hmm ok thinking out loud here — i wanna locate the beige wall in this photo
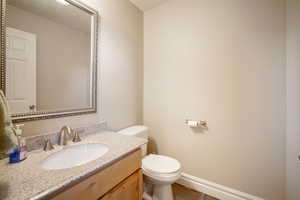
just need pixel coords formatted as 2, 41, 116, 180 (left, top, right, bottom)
7, 5, 91, 111
15, 0, 143, 136
286, 0, 300, 199
143, 0, 286, 199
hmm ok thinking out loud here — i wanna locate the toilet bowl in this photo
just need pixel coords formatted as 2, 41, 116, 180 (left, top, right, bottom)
118, 126, 181, 200
142, 154, 181, 200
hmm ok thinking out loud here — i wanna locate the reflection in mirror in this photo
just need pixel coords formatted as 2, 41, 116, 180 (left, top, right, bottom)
5, 0, 96, 117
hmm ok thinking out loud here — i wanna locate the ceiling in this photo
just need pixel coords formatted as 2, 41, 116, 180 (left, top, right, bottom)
129, 0, 168, 11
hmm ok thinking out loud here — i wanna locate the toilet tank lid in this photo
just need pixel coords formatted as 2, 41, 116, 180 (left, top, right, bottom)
118, 125, 148, 136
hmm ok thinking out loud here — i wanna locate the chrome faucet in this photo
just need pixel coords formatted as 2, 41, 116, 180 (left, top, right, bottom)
58, 126, 73, 146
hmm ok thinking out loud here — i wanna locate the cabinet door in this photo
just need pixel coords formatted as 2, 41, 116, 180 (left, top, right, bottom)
100, 169, 143, 200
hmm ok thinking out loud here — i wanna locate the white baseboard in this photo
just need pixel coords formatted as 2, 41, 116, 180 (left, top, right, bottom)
176, 173, 264, 200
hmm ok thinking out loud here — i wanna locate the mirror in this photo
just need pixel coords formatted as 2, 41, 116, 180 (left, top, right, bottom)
0, 0, 98, 122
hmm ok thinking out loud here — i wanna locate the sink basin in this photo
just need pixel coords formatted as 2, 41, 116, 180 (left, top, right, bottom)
41, 143, 109, 170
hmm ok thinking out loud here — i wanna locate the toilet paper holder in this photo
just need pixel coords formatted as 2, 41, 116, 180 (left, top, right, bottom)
185, 119, 207, 128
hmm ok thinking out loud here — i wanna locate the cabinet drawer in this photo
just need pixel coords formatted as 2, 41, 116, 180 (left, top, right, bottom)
51, 149, 141, 200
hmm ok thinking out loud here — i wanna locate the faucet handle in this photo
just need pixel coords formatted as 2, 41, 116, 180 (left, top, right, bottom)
72, 129, 81, 143
44, 137, 54, 151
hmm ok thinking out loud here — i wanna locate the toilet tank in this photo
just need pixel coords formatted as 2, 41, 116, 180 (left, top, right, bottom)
118, 126, 148, 157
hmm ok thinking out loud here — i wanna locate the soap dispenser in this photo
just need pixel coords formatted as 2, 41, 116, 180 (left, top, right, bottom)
15, 124, 28, 161
9, 124, 28, 163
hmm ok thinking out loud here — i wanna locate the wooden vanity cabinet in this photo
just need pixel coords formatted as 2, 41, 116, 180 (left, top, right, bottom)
99, 169, 143, 200
51, 149, 143, 200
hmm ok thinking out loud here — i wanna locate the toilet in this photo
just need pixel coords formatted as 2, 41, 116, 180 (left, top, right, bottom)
118, 126, 181, 200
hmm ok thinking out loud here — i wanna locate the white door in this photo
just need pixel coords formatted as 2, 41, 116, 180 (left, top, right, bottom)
6, 27, 36, 114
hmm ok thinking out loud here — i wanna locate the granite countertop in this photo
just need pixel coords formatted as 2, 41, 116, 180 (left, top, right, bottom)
0, 131, 147, 200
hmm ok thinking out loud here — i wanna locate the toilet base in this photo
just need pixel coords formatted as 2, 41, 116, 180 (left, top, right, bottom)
152, 184, 174, 200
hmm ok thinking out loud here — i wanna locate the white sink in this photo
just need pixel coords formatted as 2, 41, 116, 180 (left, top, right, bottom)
41, 143, 109, 170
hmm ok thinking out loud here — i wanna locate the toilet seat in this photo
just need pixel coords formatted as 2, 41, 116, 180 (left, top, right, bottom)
143, 167, 181, 183
142, 154, 181, 175
142, 154, 181, 186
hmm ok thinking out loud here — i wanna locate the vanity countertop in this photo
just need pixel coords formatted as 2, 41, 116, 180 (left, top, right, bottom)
0, 131, 147, 200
